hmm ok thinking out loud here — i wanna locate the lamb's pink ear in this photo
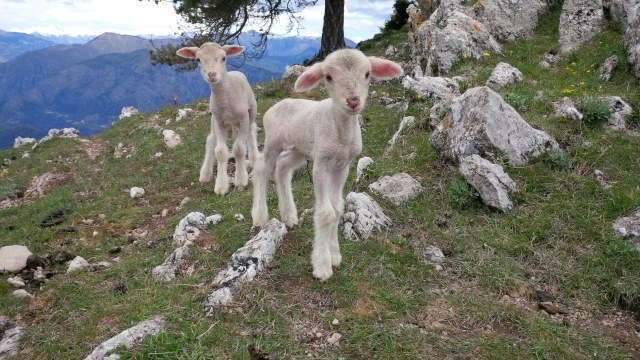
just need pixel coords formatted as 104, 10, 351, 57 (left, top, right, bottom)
369, 57, 404, 80
222, 45, 245, 57
176, 47, 199, 59
294, 63, 324, 92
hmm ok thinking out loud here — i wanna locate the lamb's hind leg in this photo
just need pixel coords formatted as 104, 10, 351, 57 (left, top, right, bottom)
274, 150, 306, 228
251, 146, 278, 227
199, 118, 216, 182
213, 120, 230, 195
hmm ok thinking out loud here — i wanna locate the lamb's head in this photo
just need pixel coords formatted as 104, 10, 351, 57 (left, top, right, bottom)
294, 49, 403, 115
176, 42, 245, 85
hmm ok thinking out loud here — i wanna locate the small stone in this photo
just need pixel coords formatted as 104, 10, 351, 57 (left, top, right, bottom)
7, 276, 25, 288
109, 246, 122, 254
162, 129, 182, 148
206, 214, 223, 225
67, 256, 89, 273
332, 319, 340, 326
234, 214, 245, 222
538, 301, 566, 315
112, 280, 127, 295
425, 246, 445, 264
434, 265, 444, 271
130, 187, 145, 198
12, 289, 33, 298
326, 332, 342, 346
178, 197, 191, 209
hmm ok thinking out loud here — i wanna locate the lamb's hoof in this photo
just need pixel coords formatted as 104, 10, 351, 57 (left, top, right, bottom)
214, 184, 229, 196
331, 253, 342, 267
282, 214, 299, 228
312, 266, 333, 282
251, 212, 268, 227
199, 174, 213, 183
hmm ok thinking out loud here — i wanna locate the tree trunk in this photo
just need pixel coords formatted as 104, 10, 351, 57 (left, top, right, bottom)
306, 0, 345, 64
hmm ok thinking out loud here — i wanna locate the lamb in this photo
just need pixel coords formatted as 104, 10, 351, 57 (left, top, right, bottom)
176, 42, 259, 195
251, 49, 403, 281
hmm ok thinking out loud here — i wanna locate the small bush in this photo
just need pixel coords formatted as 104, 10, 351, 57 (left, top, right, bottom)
382, 0, 411, 32
502, 93, 529, 112
541, 150, 573, 171
578, 96, 612, 126
0, 182, 17, 200
448, 179, 480, 208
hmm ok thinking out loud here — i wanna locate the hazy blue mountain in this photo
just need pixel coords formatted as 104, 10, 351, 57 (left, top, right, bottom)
31, 32, 102, 45
0, 30, 56, 63
0, 31, 354, 149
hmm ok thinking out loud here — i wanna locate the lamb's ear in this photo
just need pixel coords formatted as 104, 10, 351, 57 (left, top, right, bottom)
222, 45, 245, 57
176, 47, 200, 59
294, 63, 324, 92
369, 57, 404, 80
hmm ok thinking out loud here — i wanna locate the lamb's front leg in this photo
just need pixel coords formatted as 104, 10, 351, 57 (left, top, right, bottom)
232, 123, 249, 190
274, 150, 306, 227
199, 118, 216, 182
328, 166, 349, 268
311, 163, 339, 281
213, 119, 230, 195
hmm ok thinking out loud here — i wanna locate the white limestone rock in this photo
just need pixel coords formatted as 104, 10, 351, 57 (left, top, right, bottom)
83, 317, 165, 360
430, 86, 559, 166
282, 64, 306, 79
600, 96, 633, 130
559, 0, 604, 54
368, 173, 425, 205
402, 76, 460, 101
459, 155, 518, 212
152, 241, 193, 281
67, 256, 89, 273
11, 289, 33, 299
129, 187, 145, 199
176, 108, 193, 121
118, 106, 139, 120
387, 116, 416, 152
162, 129, 182, 148
356, 157, 374, 183
599, 55, 619, 81
204, 219, 287, 315
206, 214, 223, 225
467, 0, 549, 42
13, 137, 36, 149
613, 208, 640, 252
552, 97, 583, 122
0, 245, 32, 273
486, 62, 523, 88
341, 192, 392, 242
0, 324, 23, 359
172, 212, 207, 245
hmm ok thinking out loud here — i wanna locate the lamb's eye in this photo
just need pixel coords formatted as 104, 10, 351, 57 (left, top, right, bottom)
196, 58, 201, 62
325, 75, 333, 82
222, 57, 226, 62
365, 71, 370, 79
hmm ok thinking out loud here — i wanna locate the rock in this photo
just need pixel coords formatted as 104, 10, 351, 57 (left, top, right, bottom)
46, 250, 74, 265
612, 208, 640, 251
594, 169, 611, 189
355, 157, 374, 183
206, 214, 223, 225
379, 96, 396, 106
538, 301, 567, 315
468, 0, 549, 42
387, 116, 416, 152
111, 280, 127, 296
459, 155, 518, 212
177, 196, 191, 209
534, 91, 544, 100
600, 96, 633, 130
162, 129, 182, 148
430, 86, 559, 166
539, 60, 551, 69
67, 256, 89, 273
536, 289, 555, 303
402, 76, 460, 101
282, 64, 306, 79
385, 44, 398, 56
83, 317, 165, 360
234, 213, 245, 222
326, 332, 342, 346
89, 261, 111, 272
559, 0, 604, 54
175, 108, 193, 121
552, 97, 583, 122
11, 289, 33, 299
0, 324, 23, 358
37, 128, 80, 145
118, 106, 138, 120
332, 318, 340, 326
172, 212, 207, 245
425, 246, 445, 263
7, 276, 25, 288
0, 316, 13, 335
152, 242, 194, 282
368, 173, 425, 205
25, 254, 44, 269
109, 246, 122, 254
341, 192, 392, 242
32, 267, 46, 285
621, 2, 640, 81
486, 62, 523, 88
599, 55, 619, 81
13, 136, 36, 148
129, 187, 145, 199
410, 64, 424, 78
204, 219, 287, 315
0, 245, 33, 273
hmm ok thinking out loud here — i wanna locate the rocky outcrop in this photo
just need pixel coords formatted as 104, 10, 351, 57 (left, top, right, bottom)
83, 317, 165, 360
368, 173, 425, 205
341, 192, 392, 242
486, 62, 523, 88
459, 155, 518, 212
613, 208, 640, 251
601, 96, 633, 130
467, 0, 549, 42
402, 76, 460, 101
559, 0, 604, 54
599, 55, 619, 81
552, 97, 584, 122
13, 137, 36, 148
430, 86, 559, 166
610, 0, 640, 81
204, 219, 287, 315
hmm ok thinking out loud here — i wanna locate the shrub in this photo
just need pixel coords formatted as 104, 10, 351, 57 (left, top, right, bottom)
578, 96, 612, 126
0, 183, 17, 200
541, 150, 573, 171
502, 93, 529, 112
383, 0, 411, 32
448, 178, 480, 208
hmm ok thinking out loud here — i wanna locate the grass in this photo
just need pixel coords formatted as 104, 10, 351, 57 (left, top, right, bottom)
1, 8, 640, 359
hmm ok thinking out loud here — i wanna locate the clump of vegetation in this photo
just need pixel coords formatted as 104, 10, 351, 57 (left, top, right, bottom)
382, 0, 411, 32
577, 96, 612, 126
502, 92, 529, 112
448, 178, 480, 208
541, 150, 573, 170
0, 182, 17, 200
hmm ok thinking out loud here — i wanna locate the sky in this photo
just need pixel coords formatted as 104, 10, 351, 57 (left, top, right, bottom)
0, 0, 396, 42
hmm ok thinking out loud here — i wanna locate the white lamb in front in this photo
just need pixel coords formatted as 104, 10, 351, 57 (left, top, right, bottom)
251, 49, 403, 281
177, 42, 259, 195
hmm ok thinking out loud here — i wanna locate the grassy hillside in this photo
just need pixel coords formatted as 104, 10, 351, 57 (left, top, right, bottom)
1, 9, 640, 359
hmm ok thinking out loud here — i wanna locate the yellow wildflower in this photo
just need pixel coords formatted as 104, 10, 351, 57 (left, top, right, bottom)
483, 52, 490, 57
462, 53, 468, 59
579, 81, 586, 85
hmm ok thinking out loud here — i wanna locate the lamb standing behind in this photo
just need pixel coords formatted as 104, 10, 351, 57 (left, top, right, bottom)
251, 49, 403, 281
177, 42, 259, 195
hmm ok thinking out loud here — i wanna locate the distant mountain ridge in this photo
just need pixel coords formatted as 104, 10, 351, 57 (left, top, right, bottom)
0, 30, 355, 150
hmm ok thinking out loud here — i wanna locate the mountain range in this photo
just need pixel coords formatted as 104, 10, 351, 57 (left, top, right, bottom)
0, 30, 355, 150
